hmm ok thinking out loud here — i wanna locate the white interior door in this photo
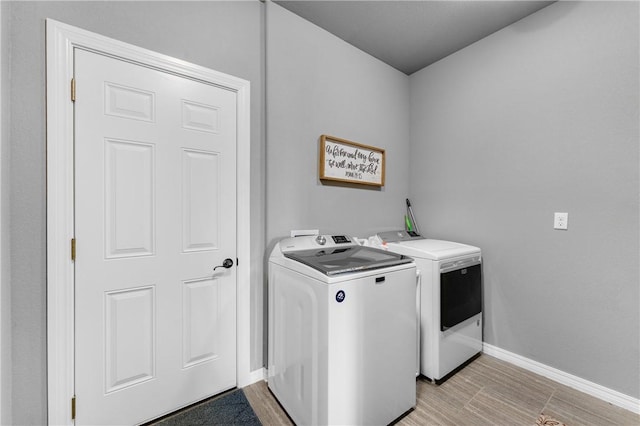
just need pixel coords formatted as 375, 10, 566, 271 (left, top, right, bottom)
74, 48, 237, 425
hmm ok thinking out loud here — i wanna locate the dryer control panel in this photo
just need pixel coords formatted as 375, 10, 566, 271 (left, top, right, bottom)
377, 230, 424, 243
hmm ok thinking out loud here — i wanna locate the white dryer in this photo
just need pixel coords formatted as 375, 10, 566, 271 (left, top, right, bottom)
268, 235, 417, 425
378, 231, 482, 383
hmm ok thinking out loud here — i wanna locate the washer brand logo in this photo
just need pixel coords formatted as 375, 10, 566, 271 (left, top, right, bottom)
336, 290, 345, 303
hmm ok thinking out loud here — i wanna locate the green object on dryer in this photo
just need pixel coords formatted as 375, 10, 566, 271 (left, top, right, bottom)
405, 215, 413, 232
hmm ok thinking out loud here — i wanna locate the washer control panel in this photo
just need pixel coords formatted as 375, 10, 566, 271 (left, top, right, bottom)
281, 235, 355, 252
331, 235, 351, 244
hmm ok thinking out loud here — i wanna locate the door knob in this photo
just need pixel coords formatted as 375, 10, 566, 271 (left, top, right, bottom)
214, 258, 234, 271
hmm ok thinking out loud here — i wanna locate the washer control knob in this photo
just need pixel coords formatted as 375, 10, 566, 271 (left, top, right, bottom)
315, 235, 327, 245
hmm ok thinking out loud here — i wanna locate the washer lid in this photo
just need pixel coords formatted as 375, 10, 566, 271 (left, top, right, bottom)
284, 245, 413, 276
386, 239, 480, 260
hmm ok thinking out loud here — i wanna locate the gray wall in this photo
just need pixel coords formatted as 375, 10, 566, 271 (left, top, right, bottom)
1, 1, 12, 424
409, 1, 639, 398
264, 1, 411, 363
5, 2, 263, 424
265, 2, 411, 244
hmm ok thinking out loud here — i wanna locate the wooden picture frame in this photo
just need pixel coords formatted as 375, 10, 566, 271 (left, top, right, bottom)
319, 135, 385, 187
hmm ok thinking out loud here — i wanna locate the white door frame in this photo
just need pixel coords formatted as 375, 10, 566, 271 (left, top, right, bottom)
46, 19, 253, 425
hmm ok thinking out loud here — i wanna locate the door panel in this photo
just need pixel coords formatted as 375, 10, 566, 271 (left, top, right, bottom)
104, 286, 155, 393
182, 150, 220, 251
74, 48, 237, 425
105, 138, 155, 258
182, 277, 221, 367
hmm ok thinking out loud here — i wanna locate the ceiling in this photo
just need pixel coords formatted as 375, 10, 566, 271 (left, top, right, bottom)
273, 1, 555, 75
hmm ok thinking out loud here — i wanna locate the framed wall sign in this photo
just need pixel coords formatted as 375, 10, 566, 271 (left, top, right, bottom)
319, 135, 385, 187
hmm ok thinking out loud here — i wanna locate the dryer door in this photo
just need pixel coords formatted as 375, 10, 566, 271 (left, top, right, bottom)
440, 262, 482, 331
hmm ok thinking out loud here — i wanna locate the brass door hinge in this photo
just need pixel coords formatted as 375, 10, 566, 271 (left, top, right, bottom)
71, 238, 76, 261
71, 78, 76, 102
71, 396, 76, 420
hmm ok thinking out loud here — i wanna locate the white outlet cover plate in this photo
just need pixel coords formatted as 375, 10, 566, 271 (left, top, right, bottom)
554, 212, 568, 230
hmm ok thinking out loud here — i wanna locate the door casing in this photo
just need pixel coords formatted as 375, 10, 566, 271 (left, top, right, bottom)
46, 19, 254, 425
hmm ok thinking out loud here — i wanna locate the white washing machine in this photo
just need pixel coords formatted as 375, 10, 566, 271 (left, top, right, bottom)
268, 235, 417, 425
378, 231, 482, 383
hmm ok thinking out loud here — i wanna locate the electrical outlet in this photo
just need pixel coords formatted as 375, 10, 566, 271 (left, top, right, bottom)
554, 212, 568, 230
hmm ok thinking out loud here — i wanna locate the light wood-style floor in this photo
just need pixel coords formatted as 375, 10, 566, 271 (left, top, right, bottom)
243, 354, 640, 425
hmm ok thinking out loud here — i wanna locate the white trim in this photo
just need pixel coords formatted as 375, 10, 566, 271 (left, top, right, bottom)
483, 343, 640, 414
46, 19, 252, 425
241, 368, 267, 387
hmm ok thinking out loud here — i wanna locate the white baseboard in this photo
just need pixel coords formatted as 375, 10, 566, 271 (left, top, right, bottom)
241, 367, 266, 387
483, 343, 640, 414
